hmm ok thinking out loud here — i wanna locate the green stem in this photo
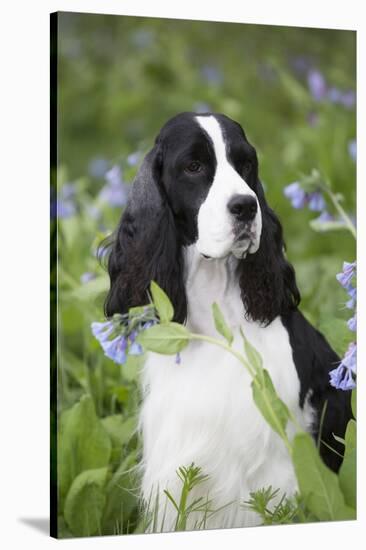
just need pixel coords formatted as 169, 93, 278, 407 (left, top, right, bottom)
189, 333, 257, 378
189, 332, 297, 452
322, 185, 357, 239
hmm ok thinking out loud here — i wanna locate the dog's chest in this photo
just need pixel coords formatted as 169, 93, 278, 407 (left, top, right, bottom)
139, 250, 312, 528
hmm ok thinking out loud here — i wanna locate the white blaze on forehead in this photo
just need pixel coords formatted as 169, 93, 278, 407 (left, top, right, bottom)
195, 115, 228, 166
194, 115, 262, 259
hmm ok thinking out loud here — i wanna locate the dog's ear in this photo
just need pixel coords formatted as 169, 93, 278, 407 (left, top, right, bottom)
238, 179, 300, 325
104, 142, 187, 323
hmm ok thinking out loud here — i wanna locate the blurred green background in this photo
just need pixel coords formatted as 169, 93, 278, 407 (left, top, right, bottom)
54, 12, 356, 537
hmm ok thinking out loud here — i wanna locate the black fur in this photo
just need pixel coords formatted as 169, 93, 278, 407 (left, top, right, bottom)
281, 311, 352, 472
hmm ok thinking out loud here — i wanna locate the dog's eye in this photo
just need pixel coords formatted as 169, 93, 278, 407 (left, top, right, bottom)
185, 160, 202, 173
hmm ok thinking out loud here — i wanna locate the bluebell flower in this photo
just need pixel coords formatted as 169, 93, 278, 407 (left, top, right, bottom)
348, 139, 356, 162
57, 200, 76, 218
200, 65, 223, 85
88, 157, 109, 179
314, 210, 333, 223
308, 192, 326, 212
336, 261, 356, 288
346, 286, 357, 310
127, 152, 141, 167
102, 335, 128, 364
327, 87, 342, 103
80, 272, 96, 284
290, 56, 312, 75
91, 320, 114, 343
62, 183, 76, 200
283, 182, 307, 209
194, 102, 212, 114
56, 182, 77, 218
347, 314, 356, 332
307, 69, 327, 101
99, 165, 128, 207
129, 341, 143, 356
329, 342, 356, 390
340, 90, 356, 109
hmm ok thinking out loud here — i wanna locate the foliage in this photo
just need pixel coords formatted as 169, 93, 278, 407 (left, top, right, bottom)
54, 12, 356, 537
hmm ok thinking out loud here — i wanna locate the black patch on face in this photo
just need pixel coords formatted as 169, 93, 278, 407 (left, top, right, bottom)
214, 113, 259, 193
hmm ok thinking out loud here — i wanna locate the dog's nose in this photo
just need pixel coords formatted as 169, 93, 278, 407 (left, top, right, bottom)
227, 194, 257, 222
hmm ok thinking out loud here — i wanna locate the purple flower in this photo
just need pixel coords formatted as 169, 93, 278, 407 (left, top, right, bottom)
308, 192, 326, 212
290, 56, 312, 75
91, 320, 114, 343
127, 152, 141, 167
327, 87, 342, 103
307, 69, 327, 101
340, 90, 356, 109
175, 352, 181, 365
57, 200, 76, 218
346, 286, 357, 310
201, 65, 222, 85
194, 102, 212, 114
56, 182, 77, 218
283, 182, 307, 209
336, 261, 356, 288
102, 335, 128, 364
99, 165, 128, 207
348, 139, 356, 162
105, 165, 123, 187
129, 341, 143, 356
347, 314, 356, 332
80, 272, 96, 284
314, 210, 334, 223
329, 342, 356, 390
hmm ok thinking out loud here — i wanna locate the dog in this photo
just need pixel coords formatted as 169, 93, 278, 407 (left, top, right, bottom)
104, 112, 351, 531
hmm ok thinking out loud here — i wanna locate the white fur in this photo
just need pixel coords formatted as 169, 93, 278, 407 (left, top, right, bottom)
139, 245, 314, 532
195, 115, 262, 259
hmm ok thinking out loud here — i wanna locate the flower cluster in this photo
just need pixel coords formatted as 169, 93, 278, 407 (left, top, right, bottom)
283, 182, 326, 211
91, 308, 156, 365
329, 261, 357, 391
307, 69, 356, 109
99, 165, 128, 208
55, 182, 77, 219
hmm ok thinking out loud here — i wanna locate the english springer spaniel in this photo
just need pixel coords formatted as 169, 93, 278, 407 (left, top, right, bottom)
105, 112, 351, 531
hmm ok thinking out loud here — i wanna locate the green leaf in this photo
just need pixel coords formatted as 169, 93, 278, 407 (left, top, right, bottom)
292, 432, 355, 521
150, 281, 174, 323
339, 419, 356, 509
101, 415, 137, 449
212, 302, 233, 345
102, 451, 139, 535
309, 219, 349, 233
58, 395, 112, 508
138, 322, 190, 354
351, 389, 356, 419
240, 328, 263, 372
64, 467, 108, 537
66, 275, 109, 303
251, 369, 290, 441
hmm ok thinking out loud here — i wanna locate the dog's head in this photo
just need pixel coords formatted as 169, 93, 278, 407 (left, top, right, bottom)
104, 112, 300, 324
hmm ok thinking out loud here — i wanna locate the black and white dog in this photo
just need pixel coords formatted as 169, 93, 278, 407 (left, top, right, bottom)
105, 112, 351, 530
